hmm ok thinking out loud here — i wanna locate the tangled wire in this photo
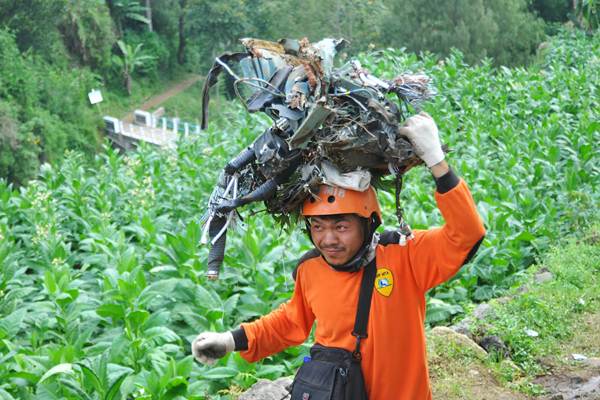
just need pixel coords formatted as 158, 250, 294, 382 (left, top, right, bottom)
200, 37, 436, 279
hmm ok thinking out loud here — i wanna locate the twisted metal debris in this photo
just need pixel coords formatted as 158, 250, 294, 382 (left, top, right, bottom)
200, 37, 436, 279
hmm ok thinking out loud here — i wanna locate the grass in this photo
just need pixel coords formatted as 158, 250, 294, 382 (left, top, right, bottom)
431, 223, 600, 397
161, 80, 205, 122
427, 224, 600, 398
482, 224, 600, 372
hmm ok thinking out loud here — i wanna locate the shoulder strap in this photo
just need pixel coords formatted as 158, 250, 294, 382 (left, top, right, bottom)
351, 257, 377, 361
379, 230, 401, 245
291, 248, 321, 281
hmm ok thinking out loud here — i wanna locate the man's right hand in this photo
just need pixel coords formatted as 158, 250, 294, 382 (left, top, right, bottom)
191, 331, 235, 365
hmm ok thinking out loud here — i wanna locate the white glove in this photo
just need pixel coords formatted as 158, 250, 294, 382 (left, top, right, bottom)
398, 112, 445, 168
191, 331, 235, 365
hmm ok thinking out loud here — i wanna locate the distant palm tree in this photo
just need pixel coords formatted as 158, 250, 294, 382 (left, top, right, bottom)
108, 0, 151, 37
112, 40, 155, 95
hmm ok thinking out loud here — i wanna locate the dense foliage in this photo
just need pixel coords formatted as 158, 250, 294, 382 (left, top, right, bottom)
0, 30, 101, 186
363, 28, 599, 319
1, 0, 596, 186
381, 0, 545, 66
0, 30, 598, 398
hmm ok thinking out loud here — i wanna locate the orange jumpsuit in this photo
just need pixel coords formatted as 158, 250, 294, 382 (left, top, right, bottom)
239, 179, 485, 399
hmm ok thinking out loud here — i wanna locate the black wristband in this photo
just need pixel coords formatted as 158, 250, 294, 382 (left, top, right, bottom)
231, 327, 248, 351
434, 168, 460, 194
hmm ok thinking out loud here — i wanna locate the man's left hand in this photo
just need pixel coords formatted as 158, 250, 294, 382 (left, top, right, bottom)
398, 112, 445, 168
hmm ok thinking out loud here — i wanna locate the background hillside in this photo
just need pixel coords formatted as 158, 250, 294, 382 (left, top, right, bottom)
1, 0, 598, 185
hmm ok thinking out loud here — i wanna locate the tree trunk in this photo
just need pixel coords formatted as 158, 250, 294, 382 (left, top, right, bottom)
145, 0, 153, 32
124, 72, 132, 96
178, 4, 186, 65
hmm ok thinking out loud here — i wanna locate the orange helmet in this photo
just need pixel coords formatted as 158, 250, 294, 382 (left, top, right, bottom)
302, 185, 382, 223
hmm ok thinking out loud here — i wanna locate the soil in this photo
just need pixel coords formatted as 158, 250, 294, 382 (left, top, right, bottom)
121, 74, 203, 122
428, 312, 600, 399
534, 313, 600, 400
428, 336, 528, 400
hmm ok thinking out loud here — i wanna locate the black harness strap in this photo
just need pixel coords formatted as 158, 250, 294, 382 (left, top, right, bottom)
351, 257, 377, 360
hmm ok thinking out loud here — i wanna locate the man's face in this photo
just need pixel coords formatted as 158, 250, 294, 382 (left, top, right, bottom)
309, 214, 365, 266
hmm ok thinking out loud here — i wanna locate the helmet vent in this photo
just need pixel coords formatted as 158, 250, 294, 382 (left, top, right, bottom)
327, 195, 336, 203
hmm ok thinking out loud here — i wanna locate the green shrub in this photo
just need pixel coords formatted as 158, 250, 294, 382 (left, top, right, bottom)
381, 0, 545, 67
125, 30, 175, 76
0, 29, 101, 186
357, 28, 599, 309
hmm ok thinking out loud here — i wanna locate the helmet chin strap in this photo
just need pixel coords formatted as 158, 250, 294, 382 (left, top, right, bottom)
327, 230, 379, 272
307, 215, 381, 272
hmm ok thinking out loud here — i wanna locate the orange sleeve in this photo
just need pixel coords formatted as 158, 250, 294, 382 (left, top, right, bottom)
239, 265, 315, 362
407, 179, 486, 292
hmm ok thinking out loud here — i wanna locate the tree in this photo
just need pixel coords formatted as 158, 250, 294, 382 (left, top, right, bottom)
106, 0, 151, 37
572, 0, 599, 31
380, 0, 544, 66
530, 0, 571, 22
175, 0, 248, 65
146, 0, 153, 31
59, 0, 116, 71
0, 0, 66, 60
112, 40, 156, 95
178, 0, 187, 65
486, 0, 545, 65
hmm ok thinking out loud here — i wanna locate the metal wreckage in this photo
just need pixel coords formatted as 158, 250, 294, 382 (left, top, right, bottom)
200, 37, 438, 279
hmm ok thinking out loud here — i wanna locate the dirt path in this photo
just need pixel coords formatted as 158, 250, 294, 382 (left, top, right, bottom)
121, 74, 203, 122
535, 312, 600, 399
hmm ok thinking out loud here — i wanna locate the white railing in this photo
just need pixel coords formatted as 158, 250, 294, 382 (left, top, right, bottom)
103, 110, 201, 149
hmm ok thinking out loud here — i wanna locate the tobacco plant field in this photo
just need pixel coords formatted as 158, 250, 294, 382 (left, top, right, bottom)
0, 30, 598, 398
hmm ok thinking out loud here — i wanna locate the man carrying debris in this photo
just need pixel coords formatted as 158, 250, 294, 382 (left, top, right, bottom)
192, 112, 486, 399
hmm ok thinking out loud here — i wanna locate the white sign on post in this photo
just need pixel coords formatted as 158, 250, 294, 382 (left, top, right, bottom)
88, 89, 103, 105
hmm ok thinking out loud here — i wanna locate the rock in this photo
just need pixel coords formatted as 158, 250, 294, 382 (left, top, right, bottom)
451, 317, 474, 338
478, 335, 510, 358
238, 378, 291, 400
535, 271, 554, 284
572, 353, 588, 361
473, 303, 494, 320
516, 284, 530, 294
273, 377, 293, 392
541, 395, 564, 400
536, 356, 556, 369
583, 357, 600, 369
524, 328, 539, 337
430, 326, 488, 359
495, 296, 511, 305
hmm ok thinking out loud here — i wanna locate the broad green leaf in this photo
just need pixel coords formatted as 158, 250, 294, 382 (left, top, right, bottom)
127, 310, 150, 331
39, 363, 73, 383
96, 304, 125, 320
0, 309, 26, 339
144, 326, 180, 344
200, 366, 239, 380
77, 363, 103, 394
105, 372, 130, 400
137, 278, 179, 307
0, 388, 15, 400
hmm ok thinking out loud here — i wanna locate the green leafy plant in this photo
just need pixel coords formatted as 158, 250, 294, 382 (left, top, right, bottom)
112, 40, 156, 95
